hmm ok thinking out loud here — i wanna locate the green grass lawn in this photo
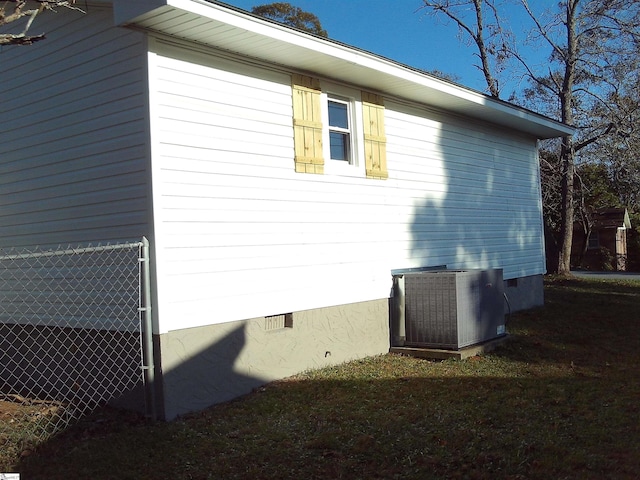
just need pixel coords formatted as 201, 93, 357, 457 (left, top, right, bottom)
4, 276, 640, 479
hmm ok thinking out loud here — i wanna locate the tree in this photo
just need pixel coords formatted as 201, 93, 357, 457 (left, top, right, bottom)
0, 0, 84, 46
251, 2, 327, 37
586, 80, 640, 211
419, 0, 640, 275
565, 74, 640, 270
519, 1, 640, 274
539, 145, 563, 272
418, 0, 507, 97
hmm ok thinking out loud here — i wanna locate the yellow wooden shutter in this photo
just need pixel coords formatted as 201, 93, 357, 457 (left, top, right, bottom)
292, 74, 324, 174
362, 91, 388, 179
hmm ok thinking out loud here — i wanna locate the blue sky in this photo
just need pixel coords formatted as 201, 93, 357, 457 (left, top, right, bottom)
221, 0, 546, 96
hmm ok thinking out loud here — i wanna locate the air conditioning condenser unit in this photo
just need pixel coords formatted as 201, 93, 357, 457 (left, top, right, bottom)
401, 269, 506, 350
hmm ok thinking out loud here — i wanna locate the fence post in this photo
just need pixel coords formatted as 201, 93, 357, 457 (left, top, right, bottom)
140, 237, 157, 420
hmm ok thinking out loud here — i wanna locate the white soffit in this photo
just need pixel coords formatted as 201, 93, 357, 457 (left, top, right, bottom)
113, 0, 574, 139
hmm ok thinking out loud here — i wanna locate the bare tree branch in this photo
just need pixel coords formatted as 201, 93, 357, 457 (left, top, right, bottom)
574, 122, 616, 152
0, 0, 84, 46
419, 0, 501, 96
520, 0, 565, 60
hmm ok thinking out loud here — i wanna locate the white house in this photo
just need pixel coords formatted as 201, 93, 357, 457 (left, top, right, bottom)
0, 0, 573, 420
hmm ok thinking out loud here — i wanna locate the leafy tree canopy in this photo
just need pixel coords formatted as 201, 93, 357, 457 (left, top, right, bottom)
251, 2, 328, 37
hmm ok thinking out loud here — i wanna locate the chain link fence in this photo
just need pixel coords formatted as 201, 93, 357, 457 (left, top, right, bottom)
0, 239, 153, 447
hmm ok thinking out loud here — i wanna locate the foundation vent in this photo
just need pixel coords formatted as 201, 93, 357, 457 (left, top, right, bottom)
264, 313, 293, 331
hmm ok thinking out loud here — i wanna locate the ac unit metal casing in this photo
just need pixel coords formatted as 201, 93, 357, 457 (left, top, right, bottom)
403, 269, 505, 349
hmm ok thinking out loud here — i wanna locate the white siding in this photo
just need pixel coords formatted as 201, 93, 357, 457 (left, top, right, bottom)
385, 101, 545, 277
0, 6, 150, 248
149, 40, 544, 333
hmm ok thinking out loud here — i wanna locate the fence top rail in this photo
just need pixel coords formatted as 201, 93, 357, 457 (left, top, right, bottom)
0, 241, 145, 262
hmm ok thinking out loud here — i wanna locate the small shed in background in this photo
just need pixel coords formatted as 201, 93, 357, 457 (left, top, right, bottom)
573, 208, 632, 271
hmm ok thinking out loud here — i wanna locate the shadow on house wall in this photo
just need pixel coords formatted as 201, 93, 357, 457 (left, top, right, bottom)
407, 129, 545, 317
156, 323, 267, 420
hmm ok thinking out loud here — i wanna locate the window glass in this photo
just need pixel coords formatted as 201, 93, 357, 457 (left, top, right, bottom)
328, 100, 349, 129
329, 131, 349, 161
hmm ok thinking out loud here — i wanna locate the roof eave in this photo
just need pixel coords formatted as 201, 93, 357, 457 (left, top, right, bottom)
113, 0, 575, 140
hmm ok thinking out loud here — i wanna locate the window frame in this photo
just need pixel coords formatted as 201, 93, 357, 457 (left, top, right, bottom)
327, 97, 352, 162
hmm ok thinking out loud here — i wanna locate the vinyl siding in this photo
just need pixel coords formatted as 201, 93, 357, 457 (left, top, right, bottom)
0, 6, 150, 248
149, 40, 544, 333
385, 101, 545, 277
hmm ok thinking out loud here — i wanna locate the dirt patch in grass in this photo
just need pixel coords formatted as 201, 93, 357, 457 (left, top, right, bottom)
3, 276, 640, 479
1, 400, 25, 417
0, 396, 74, 466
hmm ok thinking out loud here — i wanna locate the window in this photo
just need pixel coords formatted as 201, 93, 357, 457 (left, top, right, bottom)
588, 232, 599, 249
321, 88, 360, 175
291, 74, 387, 179
327, 97, 352, 162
